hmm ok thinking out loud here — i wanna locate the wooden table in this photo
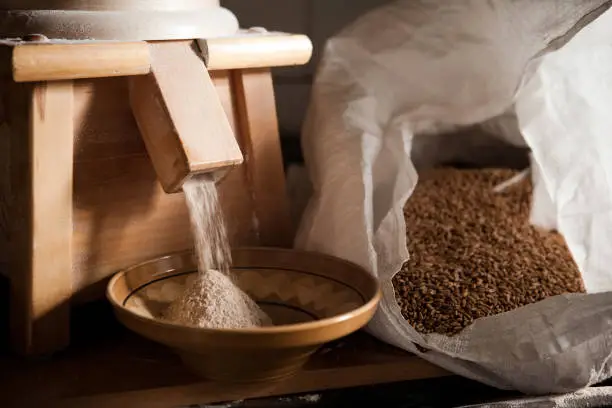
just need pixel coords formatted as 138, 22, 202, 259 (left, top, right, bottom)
0, 300, 449, 408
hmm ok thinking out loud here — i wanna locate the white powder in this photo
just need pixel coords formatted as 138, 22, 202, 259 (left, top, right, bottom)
164, 174, 272, 329
165, 269, 271, 328
182, 173, 232, 275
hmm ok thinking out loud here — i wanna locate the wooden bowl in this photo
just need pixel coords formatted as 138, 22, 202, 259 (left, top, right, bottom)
107, 247, 381, 383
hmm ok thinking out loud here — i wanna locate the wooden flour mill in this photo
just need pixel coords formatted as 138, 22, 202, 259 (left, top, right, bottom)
0, 1, 448, 406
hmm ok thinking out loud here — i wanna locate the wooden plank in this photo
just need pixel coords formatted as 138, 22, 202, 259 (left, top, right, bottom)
61, 359, 446, 408
0, 319, 450, 408
9, 32, 313, 83
8, 80, 74, 355
201, 32, 313, 71
232, 68, 293, 247
129, 40, 243, 193
214, 71, 263, 249
13, 42, 151, 83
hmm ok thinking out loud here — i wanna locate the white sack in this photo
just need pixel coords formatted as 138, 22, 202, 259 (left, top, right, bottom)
295, 0, 612, 395
459, 386, 612, 408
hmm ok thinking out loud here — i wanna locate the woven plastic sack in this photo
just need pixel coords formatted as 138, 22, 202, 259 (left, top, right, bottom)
295, 0, 612, 395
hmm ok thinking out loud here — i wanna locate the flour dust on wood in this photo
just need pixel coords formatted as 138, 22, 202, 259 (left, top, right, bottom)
164, 174, 272, 329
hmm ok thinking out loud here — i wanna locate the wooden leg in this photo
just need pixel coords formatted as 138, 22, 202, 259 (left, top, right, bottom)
8, 80, 74, 356
232, 68, 293, 247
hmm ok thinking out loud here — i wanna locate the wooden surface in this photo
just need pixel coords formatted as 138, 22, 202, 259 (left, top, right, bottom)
3, 80, 75, 355
71, 69, 292, 302
13, 42, 151, 83
9, 32, 314, 82
129, 41, 242, 193
233, 68, 294, 245
71, 76, 195, 298
202, 32, 313, 71
0, 302, 450, 408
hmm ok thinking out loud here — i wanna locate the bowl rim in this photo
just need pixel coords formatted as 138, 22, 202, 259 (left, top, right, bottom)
106, 246, 382, 336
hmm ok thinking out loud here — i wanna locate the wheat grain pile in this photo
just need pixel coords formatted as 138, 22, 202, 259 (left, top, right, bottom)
393, 168, 585, 336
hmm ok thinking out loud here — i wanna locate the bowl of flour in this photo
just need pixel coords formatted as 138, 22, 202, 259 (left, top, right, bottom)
106, 247, 381, 383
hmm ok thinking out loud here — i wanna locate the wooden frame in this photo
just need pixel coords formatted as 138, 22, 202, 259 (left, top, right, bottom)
0, 33, 307, 356
2, 80, 75, 355
0, 324, 449, 408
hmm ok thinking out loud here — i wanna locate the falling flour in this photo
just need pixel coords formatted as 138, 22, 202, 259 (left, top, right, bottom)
164, 174, 272, 329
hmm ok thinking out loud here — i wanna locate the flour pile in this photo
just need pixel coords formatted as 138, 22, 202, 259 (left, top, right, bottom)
165, 269, 271, 329
164, 174, 272, 329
